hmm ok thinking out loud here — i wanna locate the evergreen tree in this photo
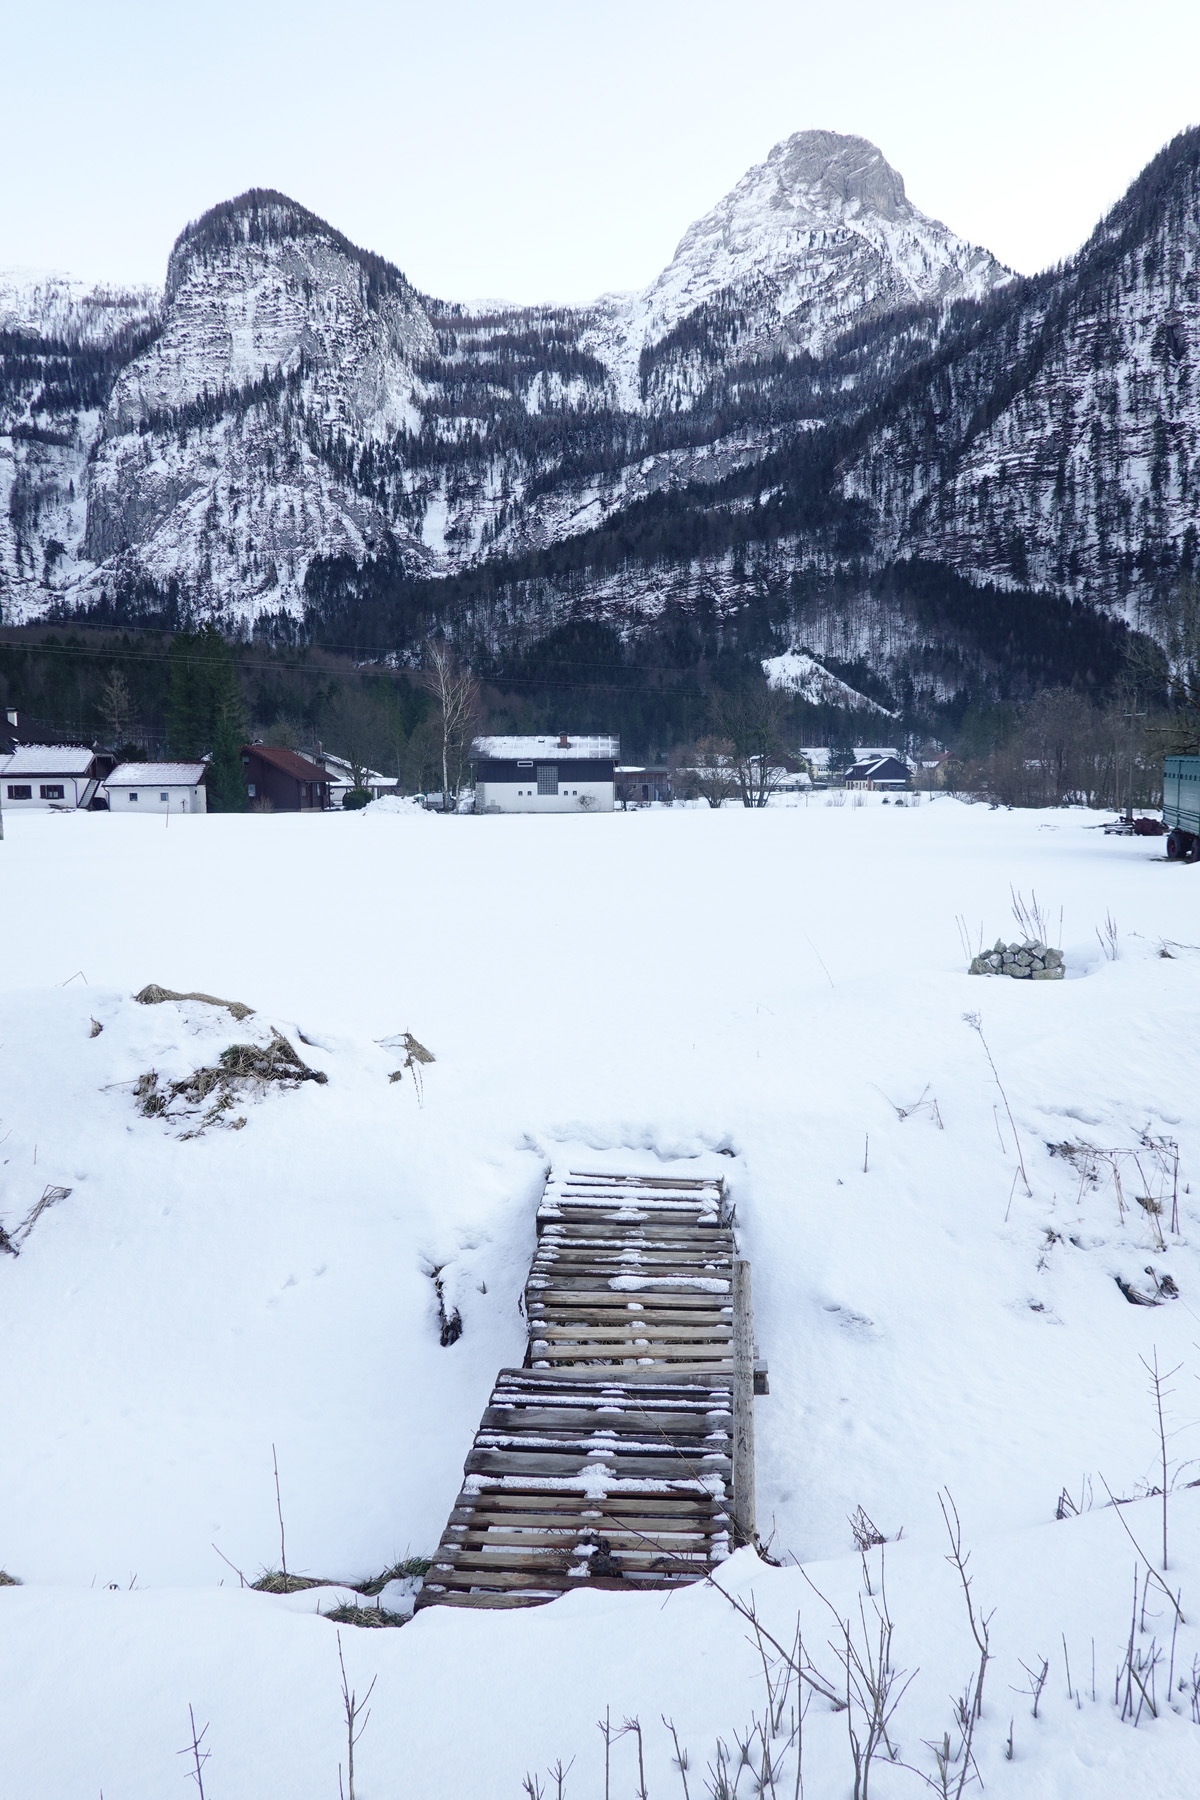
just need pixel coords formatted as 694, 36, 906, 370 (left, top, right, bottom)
166, 627, 248, 809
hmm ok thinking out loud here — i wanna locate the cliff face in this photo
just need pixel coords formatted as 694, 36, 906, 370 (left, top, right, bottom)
838, 130, 1200, 616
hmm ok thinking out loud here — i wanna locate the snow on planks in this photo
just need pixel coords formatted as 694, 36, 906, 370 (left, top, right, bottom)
416, 1166, 757, 1611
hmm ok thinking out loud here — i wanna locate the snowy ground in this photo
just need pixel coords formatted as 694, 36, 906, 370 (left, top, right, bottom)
2, 795, 1200, 1797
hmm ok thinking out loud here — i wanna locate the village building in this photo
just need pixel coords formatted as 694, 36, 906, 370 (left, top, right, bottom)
471, 734, 618, 813
105, 762, 208, 814
615, 765, 672, 806
239, 744, 333, 811
303, 749, 399, 807
0, 745, 102, 810
845, 753, 911, 791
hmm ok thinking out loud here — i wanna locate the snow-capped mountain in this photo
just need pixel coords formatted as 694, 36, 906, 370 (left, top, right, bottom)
589, 129, 1008, 409
3, 125, 1200, 714
76, 193, 436, 618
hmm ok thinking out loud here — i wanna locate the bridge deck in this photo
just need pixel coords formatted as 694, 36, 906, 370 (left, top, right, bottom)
416, 1166, 757, 1611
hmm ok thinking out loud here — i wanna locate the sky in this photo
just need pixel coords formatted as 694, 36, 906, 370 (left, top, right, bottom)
5, 0, 1199, 303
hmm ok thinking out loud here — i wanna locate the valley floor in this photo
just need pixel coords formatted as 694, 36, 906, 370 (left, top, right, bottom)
1, 795, 1199, 1796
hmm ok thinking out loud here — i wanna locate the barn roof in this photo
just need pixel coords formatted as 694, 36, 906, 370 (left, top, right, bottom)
0, 744, 96, 776
241, 744, 330, 782
107, 762, 207, 787
471, 735, 619, 761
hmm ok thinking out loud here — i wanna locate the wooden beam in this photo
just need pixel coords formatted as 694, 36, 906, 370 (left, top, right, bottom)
731, 1258, 756, 1548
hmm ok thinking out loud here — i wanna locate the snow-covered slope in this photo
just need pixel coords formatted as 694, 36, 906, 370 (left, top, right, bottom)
2, 802, 1200, 1796
763, 647, 897, 713
0, 267, 159, 347
838, 128, 1200, 611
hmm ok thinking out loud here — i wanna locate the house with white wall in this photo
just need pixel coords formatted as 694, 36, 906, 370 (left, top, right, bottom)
105, 762, 208, 814
471, 735, 618, 813
0, 745, 101, 810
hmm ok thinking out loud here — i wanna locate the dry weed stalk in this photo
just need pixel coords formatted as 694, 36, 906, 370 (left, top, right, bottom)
1012, 1656, 1049, 1720
962, 1013, 1031, 1201
337, 1630, 377, 1800
1141, 1348, 1182, 1571
178, 1706, 211, 1800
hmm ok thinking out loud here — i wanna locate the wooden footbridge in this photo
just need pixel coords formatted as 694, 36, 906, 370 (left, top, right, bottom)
415, 1164, 764, 1611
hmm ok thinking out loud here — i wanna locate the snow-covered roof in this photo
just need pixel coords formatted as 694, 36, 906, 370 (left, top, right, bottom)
106, 762, 207, 787
472, 735, 620, 761
1, 744, 96, 776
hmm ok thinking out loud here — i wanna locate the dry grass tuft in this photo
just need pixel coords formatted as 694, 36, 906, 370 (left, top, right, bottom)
134, 983, 255, 1021
323, 1602, 408, 1629
251, 1570, 326, 1594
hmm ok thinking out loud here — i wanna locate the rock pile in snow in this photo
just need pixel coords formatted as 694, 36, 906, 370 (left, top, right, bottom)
969, 939, 1065, 980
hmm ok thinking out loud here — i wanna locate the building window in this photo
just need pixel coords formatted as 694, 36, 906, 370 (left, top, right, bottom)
8, 785, 31, 799
40, 785, 65, 800
160, 793, 169, 802
129, 792, 138, 802
247, 783, 256, 798
536, 764, 558, 795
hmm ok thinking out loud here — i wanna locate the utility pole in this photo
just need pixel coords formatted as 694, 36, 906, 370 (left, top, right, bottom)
1123, 704, 1147, 825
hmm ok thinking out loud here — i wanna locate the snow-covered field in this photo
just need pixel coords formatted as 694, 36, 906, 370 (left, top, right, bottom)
2, 796, 1199, 1797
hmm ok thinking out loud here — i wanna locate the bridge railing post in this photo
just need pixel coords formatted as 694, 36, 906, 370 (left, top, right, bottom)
732, 1259, 756, 1547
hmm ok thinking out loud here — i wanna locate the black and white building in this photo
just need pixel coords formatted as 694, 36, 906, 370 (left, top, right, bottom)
844, 754, 911, 791
471, 735, 619, 813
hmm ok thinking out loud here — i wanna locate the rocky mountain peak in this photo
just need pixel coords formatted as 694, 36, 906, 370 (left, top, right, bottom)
759, 129, 909, 223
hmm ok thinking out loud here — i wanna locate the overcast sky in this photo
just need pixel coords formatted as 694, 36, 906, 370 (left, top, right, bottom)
5, 0, 1198, 302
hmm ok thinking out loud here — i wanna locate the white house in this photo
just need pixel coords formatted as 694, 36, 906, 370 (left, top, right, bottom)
303, 750, 399, 807
105, 762, 208, 814
471, 734, 618, 813
0, 745, 101, 810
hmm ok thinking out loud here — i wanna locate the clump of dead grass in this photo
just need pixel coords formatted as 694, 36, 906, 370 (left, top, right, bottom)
0, 1569, 21, 1586
251, 1570, 327, 1594
322, 1601, 409, 1629
134, 984, 254, 1020
136, 1031, 328, 1135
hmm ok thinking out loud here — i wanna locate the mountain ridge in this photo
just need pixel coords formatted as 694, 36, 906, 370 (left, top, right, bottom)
2, 125, 1197, 731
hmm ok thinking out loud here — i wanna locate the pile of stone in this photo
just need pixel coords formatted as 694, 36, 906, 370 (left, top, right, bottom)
969, 939, 1065, 980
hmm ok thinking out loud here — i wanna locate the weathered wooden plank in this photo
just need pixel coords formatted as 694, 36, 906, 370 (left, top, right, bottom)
731, 1258, 756, 1548
465, 1450, 731, 1479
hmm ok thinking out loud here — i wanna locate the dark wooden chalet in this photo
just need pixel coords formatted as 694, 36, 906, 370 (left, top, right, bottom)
240, 744, 333, 811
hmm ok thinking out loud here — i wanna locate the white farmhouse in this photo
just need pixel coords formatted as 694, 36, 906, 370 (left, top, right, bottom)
0, 745, 101, 810
471, 734, 618, 813
105, 762, 208, 814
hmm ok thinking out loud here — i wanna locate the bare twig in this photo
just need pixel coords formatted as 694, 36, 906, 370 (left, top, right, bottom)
937, 1492, 993, 1722
1097, 1477, 1185, 1624
178, 1706, 210, 1800
337, 1630, 377, 1800
1139, 1348, 1181, 1570
272, 1443, 287, 1586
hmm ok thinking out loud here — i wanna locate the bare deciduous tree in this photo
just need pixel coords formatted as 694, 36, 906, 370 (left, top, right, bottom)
419, 643, 482, 811
713, 686, 791, 808
671, 736, 739, 807
101, 669, 133, 747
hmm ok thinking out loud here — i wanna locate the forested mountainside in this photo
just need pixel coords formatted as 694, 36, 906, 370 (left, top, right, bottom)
2, 126, 1198, 731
